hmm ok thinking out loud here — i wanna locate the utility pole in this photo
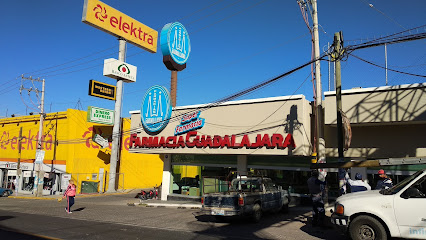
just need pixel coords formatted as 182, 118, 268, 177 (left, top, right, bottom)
20, 76, 45, 197
331, 32, 346, 195
108, 38, 126, 193
311, 0, 325, 167
17, 127, 23, 196
308, 0, 327, 192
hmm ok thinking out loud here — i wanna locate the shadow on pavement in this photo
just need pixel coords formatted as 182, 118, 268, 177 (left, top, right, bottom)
193, 207, 346, 240
0, 216, 14, 221
72, 207, 86, 212
0, 226, 51, 240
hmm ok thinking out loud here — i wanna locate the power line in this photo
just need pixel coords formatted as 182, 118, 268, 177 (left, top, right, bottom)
359, 0, 406, 30
349, 53, 426, 78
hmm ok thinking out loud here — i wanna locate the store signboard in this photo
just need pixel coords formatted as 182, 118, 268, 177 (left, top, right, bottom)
61, 174, 72, 190
82, 0, 157, 53
174, 110, 205, 135
141, 85, 172, 134
88, 80, 116, 100
103, 58, 137, 83
8, 170, 17, 176
93, 134, 109, 149
160, 22, 191, 65
87, 106, 114, 125
35, 150, 45, 164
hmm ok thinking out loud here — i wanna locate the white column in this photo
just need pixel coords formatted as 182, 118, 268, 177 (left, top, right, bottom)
161, 154, 172, 201
237, 155, 248, 175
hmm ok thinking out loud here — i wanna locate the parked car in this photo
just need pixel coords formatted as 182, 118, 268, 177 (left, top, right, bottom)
331, 169, 426, 240
201, 176, 290, 223
0, 188, 13, 197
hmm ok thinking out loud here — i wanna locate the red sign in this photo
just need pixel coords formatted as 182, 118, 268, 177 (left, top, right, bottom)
130, 131, 296, 150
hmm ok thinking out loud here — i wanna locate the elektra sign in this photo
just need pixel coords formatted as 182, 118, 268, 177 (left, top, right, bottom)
141, 85, 172, 134
82, 0, 158, 53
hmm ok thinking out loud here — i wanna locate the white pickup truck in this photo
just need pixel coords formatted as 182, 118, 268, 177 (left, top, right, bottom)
331, 169, 426, 240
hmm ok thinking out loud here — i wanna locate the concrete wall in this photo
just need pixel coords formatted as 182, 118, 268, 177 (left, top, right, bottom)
324, 83, 426, 158
324, 83, 426, 125
130, 95, 312, 156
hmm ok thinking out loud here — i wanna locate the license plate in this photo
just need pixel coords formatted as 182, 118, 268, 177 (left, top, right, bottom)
211, 209, 225, 215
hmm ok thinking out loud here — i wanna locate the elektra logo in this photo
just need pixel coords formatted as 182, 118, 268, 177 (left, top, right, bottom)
93, 4, 107, 22
141, 86, 172, 134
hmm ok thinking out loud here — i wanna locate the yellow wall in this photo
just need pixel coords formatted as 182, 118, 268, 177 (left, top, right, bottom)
0, 113, 67, 164
0, 109, 163, 192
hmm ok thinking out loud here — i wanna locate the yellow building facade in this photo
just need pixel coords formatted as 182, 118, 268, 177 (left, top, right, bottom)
0, 109, 163, 195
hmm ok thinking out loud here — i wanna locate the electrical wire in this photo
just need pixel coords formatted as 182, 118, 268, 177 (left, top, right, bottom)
359, 0, 406, 30
349, 53, 426, 78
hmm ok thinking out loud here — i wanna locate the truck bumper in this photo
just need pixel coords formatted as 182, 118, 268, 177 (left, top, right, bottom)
331, 213, 349, 231
201, 207, 241, 217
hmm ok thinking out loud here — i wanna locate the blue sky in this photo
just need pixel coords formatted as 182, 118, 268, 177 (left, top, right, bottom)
1, 0, 425, 118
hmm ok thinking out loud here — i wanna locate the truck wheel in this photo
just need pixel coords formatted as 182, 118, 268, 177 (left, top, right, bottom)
349, 215, 387, 240
251, 203, 262, 223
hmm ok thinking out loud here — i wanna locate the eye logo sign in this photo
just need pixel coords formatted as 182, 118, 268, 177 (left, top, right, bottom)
118, 64, 130, 74
93, 4, 107, 22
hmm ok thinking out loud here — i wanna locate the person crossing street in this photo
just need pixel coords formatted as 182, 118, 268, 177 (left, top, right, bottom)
63, 180, 76, 213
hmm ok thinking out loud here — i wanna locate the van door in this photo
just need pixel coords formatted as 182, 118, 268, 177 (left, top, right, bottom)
394, 174, 426, 239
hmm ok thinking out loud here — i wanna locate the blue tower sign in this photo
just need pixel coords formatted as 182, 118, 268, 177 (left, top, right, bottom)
160, 22, 191, 65
141, 85, 172, 134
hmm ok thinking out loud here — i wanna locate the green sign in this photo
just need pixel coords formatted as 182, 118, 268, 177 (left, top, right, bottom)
87, 106, 114, 125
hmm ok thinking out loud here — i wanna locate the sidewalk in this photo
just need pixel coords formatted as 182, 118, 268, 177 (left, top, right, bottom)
7, 189, 134, 200
131, 198, 202, 209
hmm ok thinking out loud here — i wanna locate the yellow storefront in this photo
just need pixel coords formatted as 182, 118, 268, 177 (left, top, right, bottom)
0, 109, 163, 195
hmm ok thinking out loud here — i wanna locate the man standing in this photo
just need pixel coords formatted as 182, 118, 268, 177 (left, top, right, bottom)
345, 173, 371, 193
307, 170, 326, 227
375, 169, 393, 190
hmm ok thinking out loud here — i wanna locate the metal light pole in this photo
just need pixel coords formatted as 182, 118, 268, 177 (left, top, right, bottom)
171, 71, 177, 107
107, 38, 126, 192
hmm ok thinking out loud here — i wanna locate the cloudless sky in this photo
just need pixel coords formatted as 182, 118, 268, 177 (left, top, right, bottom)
1, 0, 425, 118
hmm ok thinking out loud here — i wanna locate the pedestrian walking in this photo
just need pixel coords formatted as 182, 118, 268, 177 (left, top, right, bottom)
345, 172, 371, 193
63, 180, 76, 213
375, 169, 393, 190
307, 170, 326, 227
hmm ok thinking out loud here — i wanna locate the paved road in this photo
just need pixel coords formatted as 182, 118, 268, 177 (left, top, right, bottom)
0, 194, 346, 239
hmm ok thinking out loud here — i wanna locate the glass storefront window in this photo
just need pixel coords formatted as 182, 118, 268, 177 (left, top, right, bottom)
171, 165, 237, 196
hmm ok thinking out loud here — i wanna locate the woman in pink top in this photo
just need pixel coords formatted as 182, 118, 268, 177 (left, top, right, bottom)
63, 180, 76, 213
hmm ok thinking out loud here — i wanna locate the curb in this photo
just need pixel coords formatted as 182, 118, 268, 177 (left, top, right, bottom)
8, 196, 57, 200
7, 191, 131, 200
128, 202, 201, 209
